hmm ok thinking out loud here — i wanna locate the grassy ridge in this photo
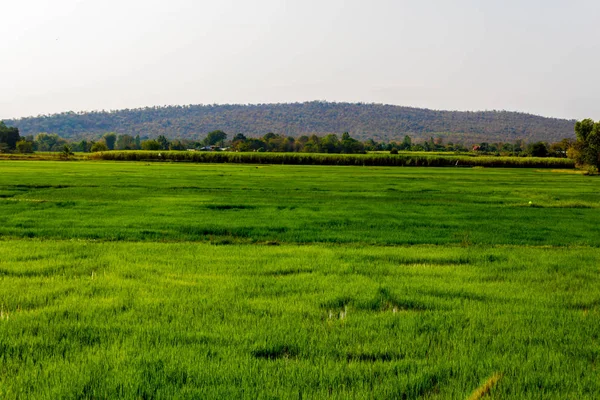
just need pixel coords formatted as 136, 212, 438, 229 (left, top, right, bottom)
90, 150, 575, 168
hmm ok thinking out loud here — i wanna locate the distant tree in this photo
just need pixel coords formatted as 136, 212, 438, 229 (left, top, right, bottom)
513, 139, 526, 154
284, 136, 295, 152
477, 142, 490, 153
363, 138, 377, 151
295, 135, 309, 152
569, 119, 600, 171
157, 135, 170, 150
233, 133, 247, 142
35, 133, 68, 151
141, 139, 161, 150
232, 140, 251, 152
263, 133, 286, 151
527, 142, 549, 157
399, 135, 412, 150
548, 138, 574, 158
169, 140, 186, 150
135, 135, 141, 150
90, 141, 108, 152
16, 140, 33, 153
247, 138, 266, 152
73, 139, 89, 153
340, 132, 364, 153
205, 130, 227, 146
0, 122, 21, 151
262, 132, 277, 142
304, 135, 322, 153
116, 134, 136, 150
60, 144, 74, 160
103, 132, 117, 150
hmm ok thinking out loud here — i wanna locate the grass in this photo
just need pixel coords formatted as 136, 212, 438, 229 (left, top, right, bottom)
0, 161, 597, 246
0, 160, 599, 399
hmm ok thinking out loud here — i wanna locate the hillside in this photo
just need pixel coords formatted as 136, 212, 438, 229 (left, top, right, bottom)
5, 102, 576, 143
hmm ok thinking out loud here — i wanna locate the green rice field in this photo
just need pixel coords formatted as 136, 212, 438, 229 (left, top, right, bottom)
0, 161, 599, 398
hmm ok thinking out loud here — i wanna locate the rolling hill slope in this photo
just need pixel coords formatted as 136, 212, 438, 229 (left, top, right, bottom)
5, 102, 575, 143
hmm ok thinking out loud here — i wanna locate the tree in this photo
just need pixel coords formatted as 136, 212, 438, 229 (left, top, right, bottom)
91, 141, 109, 152
116, 134, 136, 150
321, 134, 341, 153
0, 122, 20, 151
569, 119, 600, 171
527, 142, 548, 157
16, 140, 33, 153
304, 135, 322, 153
549, 138, 574, 158
233, 133, 247, 142
103, 132, 117, 150
169, 140, 186, 150
340, 132, 364, 154
142, 140, 161, 150
399, 135, 412, 150
74, 139, 89, 153
157, 135, 170, 150
205, 130, 227, 146
60, 144, 74, 160
35, 133, 68, 151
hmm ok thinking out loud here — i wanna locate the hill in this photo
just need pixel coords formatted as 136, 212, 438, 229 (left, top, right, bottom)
5, 102, 576, 144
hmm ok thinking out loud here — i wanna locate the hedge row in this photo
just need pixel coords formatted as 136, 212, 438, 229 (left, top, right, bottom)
89, 151, 575, 168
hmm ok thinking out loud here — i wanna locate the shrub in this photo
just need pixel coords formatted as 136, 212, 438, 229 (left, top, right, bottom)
16, 140, 34, 154
91, 142, 109, 152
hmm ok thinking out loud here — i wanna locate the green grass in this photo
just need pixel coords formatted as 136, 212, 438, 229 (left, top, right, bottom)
0, 162, 597, 246
0, 161, 599, 399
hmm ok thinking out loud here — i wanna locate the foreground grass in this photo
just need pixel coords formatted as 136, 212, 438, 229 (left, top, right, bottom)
1, 241, 599, 399
1, 161, 599, 398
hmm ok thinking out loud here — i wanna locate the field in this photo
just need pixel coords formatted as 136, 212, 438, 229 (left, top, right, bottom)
0, 161, 599, 399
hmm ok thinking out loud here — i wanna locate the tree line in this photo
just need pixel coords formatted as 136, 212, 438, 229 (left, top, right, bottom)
0, 121, 596, 167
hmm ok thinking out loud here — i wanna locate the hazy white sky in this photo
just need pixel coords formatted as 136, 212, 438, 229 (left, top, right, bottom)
1, 0, 598, 120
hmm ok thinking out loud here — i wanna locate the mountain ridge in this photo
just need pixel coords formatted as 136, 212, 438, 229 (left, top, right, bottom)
5, 101, 576, 143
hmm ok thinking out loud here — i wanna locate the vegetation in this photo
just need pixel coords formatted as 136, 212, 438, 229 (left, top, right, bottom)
0, 161, 599, 399
569, 118, 600, 173
5, 101, 575, 143
91, 150, 575, 168
2, 117, 578, 159
0, 122, 20, 152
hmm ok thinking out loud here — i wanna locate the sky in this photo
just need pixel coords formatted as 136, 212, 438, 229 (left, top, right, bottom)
1, 0, 599, 120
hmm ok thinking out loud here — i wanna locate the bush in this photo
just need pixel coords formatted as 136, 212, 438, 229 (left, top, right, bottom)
142, 140, 161, 150
16, 140, 34, 154
91, 142, 109, 152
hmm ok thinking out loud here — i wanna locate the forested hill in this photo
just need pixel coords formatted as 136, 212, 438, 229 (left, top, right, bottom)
6, 102, 575, 143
